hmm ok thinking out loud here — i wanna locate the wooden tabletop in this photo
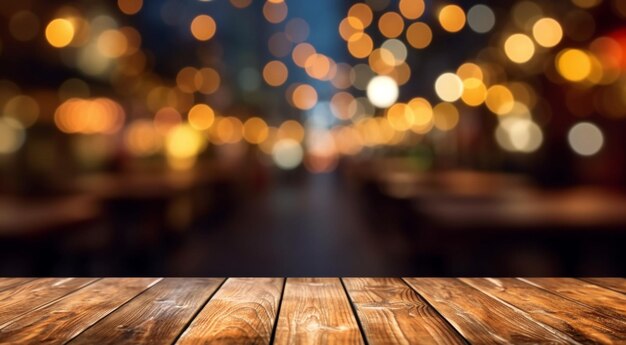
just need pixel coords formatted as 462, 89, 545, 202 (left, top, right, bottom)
0, 278, 624, 344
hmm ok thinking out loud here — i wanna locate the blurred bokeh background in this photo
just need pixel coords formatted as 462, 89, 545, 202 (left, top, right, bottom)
1, 0, 625, 276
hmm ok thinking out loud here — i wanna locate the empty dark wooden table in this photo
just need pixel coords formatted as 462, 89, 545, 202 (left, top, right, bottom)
0, 278, 624, 344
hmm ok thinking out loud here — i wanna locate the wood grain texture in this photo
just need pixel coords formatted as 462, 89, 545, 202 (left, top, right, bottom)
274, 278, 364, 345
0, 278, 96, 327
404, 278, 574, 344
0, 278, 34, 292
582, 278, 626, 294
0, 278, 159, 344
523, 278, 626, 316
343, 278, 465, 345
70, 278, 223, 345
176, 278, 282, 345
461, 278, 626, 344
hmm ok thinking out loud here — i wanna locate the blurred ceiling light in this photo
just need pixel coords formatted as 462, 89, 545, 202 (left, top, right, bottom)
568, 122, 604, 156
367, 75, 398, 108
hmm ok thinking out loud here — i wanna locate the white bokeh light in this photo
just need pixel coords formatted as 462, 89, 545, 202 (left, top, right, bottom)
568, 122, 604, 156
366, 75, 399, 108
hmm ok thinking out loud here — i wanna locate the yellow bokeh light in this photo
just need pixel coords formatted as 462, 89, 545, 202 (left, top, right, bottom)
45, 18, 75, 48
97, 29, 128, 58
405, 22, 432, 49
190, 15, 216, 41
486, 85, 515, 115
434, 72, 463, 102
166, 124, 205, 170
438, 5, 466, 33
532, 18, 563, 48
243, 117, 269, 144
556, 49, 592, 82
386, 103, 414, 131
399, 0, 425, 20
378, 12, 404, 38
461, 78, 487, 107
408, 97, 433, 128
278, 120, 305, 142
456, 62, 483, 81
432, 103, 459, 131
187, 104, 215, 131
504, 33, 535, 63
263, 60, 289, 86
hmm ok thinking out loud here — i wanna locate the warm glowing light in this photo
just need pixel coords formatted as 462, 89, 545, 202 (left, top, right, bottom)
438, 5, 466, 33
504, 33, 535, 63
347, 32, 374, 58
263, 60, 288, 86
124, 119, 162, 156
532, 18, 563, 48
153, 107, 182, 135
230, 0, 253, 8
243, 117, 269, 144
55, 98, 125, 134
399, 0, 425, 20
166, 124, 205, 170
348, 3, 373, 28
278, 120, 305, 142
291, 84, 318, 110
568, 122, 604, 156
386, 103, 414, 131
486, 85, 515, 115
4, 95, 39, 128
330, 92, 355, 120
366, 76, 399, 108
190, 15, 216, 41
432, 103, 459, 131
435, 73, 463, 102
118, 0, 143, 15
461, 78, 487, 107
495, 117, 543, 153
408, 97, 433, 127
45, 19, 75, 48
378, 12, 404, 38
0, 118, 25, 154
556, 49, 592, 82
187, 104, 215, 131
292, 43, 316, 67
457, 62, 483, 81
405, 22, 432, 49
272, 138, 303, 169
197, 68, 221, 94
97, 30, 128, 58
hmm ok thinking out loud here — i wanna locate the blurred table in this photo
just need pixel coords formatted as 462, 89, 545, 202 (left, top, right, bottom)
0, 277, 623, 343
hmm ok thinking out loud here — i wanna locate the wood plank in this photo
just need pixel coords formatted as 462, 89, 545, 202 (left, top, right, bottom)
343, 278, 465, 345
0, 278, 34, 292
404, 278, 574, 344
582, 278, 626, 294
70, 278, 223, 345
177, 278, 282, 345
0, 278, 97, 327
461, 278, 626, 344
0, 278, 159, 344
274, 278, 364, 345
523, 278, 626, 316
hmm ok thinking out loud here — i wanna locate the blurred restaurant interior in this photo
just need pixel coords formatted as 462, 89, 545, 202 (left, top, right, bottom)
1, 0, 626, 276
